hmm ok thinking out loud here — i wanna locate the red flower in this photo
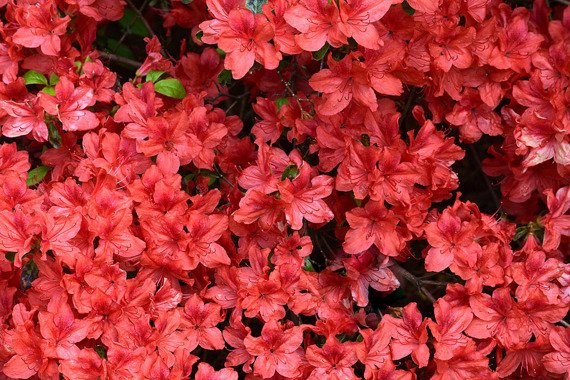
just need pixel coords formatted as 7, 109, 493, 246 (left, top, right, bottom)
355, 326, 393, 379
181, 295, 225, 351
343, 201, 409, 257
284, 0, 347, 51
306, 340, 359, 380
310, 54, 377, 115
11, 2, 70, 56
216, 10, 282, 79
39, 77, 99, 132
467, 288, 529, 347
424, 208, 482, 272
343, 251, 399, 307
185, 211, 230, 269
0, 98, 47, 141
244, 320, 303, 378
277, 163, 334, 230
543, 327, 570, 377
429, 298, 473, 360
382, 302, 430, 367
541, 186, 570, 251
338, 0, 391, 49
195, 362, 238, 380
38, 295, 95, 360
0, 210, 39, 267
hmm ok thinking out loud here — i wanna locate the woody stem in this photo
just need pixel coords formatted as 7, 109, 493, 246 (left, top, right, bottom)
99, 52, 143, 69
389, 260, 437, 303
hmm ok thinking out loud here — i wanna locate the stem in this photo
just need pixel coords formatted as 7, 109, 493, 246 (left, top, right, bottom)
124, 0, 172, 58
277, 71, 311, 117
389, 260, 437, 303
560, 320, 570, 328
468, 144, 501, 211
125, 0, 156, 37
99, 52, 142, 69
213, 165, 235, 188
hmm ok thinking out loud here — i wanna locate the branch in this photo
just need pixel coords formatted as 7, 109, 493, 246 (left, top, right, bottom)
125, 0, 156, 37
389, 260, 437, 303
99, 52, 142, 69
468, 144, 501, 212
125, 0, 171, 59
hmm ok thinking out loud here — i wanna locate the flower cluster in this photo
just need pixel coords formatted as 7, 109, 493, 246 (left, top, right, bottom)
0, 0, 568, 378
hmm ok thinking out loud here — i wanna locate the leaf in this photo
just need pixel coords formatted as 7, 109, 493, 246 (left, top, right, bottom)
281, 164, 300, 180
48, 122, 62, 149
27, 166, 50, 187
312, 43, 330, 61
4, 252, 15, 262
146, 70, 165, 83
402, 1, 416, 15
94, 345, 108, 359
105, 38, 137, 60
23, 70, 48, 86
245, 0, 268, 13
118, 9, 151, 37
275, 97, 289, 112
49, 73, 59, 86
42, 86, 55, 96
217, 69, 232, 87
20, 259, 39, 291
514, 226, 528, 241
303, 257, 316, 272
195, 30, 204, 42
154, 78, 186, 99
215, 48, 226, 58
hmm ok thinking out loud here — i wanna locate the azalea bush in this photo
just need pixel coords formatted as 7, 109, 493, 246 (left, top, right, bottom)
0, 0, 568, 378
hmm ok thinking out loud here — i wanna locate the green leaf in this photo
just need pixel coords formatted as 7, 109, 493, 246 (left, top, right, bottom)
118, 9, 151, 37
49, 73, 59, 86
312, 43, 330, 61
215, 48, 226, 58
402, 1, 415, 15
154, 78, 186, 99
146, 70, 165, 83
245, 0, 268, 13
23, 70, 48, 86
514, 226, 528, 241
48, 123, 61, 149
20, 259, 39, 291
41, 86, 55, 96
217, 69, 232, 87
275, 97, 289, 112
4, 252, 15, 262
94, 345, 108, 359
105, 38, 136, 60
303, 257, 316, 272
195, 30, 204, 42
26, 166, 50, 187
281, 164, 300, 181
